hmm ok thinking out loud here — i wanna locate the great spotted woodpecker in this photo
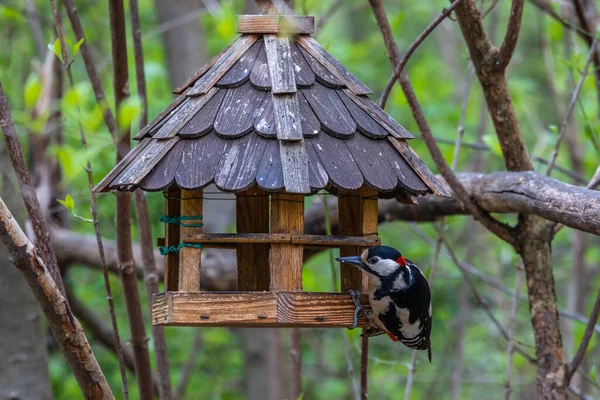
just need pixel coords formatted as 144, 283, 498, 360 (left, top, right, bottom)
337, 246, 432, 362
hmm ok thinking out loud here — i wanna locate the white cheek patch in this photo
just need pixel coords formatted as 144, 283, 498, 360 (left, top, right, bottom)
372, 259, 398, 276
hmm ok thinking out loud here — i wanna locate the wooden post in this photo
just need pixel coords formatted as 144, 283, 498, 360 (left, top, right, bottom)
236, 187, 270, 291
270, 193, 304, 291
178, 189, 203, 292
164, 186, 181, 291
338, 186, 378, 292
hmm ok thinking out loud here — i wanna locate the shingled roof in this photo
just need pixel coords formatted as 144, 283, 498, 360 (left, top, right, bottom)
94, 32, 450, 198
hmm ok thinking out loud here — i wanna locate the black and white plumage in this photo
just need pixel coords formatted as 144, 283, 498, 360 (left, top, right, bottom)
337, 246, 432, 362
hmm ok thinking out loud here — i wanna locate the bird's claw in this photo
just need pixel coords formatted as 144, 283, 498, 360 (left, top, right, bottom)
348, 290, 363, 330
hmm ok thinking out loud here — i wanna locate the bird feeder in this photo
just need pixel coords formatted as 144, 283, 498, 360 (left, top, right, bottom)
94, 13, 449, 329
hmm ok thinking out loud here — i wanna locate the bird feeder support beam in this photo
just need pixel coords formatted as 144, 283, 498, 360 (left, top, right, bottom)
178, 189, 202, 291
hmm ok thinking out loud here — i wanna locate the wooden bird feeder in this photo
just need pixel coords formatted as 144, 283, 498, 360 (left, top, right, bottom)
94, 13, 450, 329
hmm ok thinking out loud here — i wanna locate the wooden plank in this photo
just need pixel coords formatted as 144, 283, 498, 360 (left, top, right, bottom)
298, 91, 320, 137
178, 90, 225, 138
213, 82, 267, 138
342, 89, 414, 139
249, 44, 270, 90
256, 139, 284, 190
153, 88, 220, 139
337, 90, 388, 138
113, 137, 181, 187
237, 15, 315, 34
388, 138, 451, 197
151, 291, 370, 327
279, 140, 310, 193
297, 45, 343, 89
175, 132, 227, 190
378, 139, 429, 194
304, 139, 329, 190
303, 83, 356, 137
254, 96, 277, 137
272, 93, 303, 140
173, 44, 231, 94
345, 133, 397, 192
185, 233, 292, 244
178, 190, 203, 292
277, 292, 369, 327
291, 234, 380, 247
264, 34, 296, 94
183, 233, 380, 247
188, 35, 259, 96
217, 40, 263, 88
134, 91, 188, 139
236, 186, 270, 291
93, 138, 151, 192
152, 292, 278, 326
310, 133, 363, 190
215, 133, 267, 191
164, 187, 181, 291
139, 139, 186, 191
338, 186, 379, 292
270, 193, 304, 291
296, 36, 372, 95
290, 42, 315, 87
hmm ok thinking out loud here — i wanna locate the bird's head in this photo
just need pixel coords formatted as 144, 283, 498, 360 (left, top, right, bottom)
336, 245, 408, 279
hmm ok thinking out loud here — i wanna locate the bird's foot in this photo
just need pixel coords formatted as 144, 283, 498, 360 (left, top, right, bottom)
348, 290, 363, 330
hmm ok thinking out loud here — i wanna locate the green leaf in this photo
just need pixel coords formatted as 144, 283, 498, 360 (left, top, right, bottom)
590, 365, 598, 383
482, 134, 503, 156
117, 96, 142, 130
72, 38, 85, 57
548, 124, 558, 135
57, 194, 75, 211
24, 74, 41, 108
48, 38, 63, 63
424, 266, 432, 280
0, 5, 23, 22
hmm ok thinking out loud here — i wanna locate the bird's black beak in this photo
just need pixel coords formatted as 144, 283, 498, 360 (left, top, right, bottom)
336, 256, 367, 270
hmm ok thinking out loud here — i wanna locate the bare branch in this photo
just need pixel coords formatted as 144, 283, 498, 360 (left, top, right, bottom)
546, 38, 598, 176
174, 331, 203, 400
0, 196, 114, 399
568, 286, 600, 382
498, 0, 525, 69
0, 81, 65, 296
504, 264, 523, 400
291, 328, 302, 399
368, 0, 516, 245
379, 0, 465, 109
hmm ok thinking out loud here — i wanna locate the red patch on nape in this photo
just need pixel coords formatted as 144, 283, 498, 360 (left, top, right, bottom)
396, 256, 406, 267
386, 331, 399, 342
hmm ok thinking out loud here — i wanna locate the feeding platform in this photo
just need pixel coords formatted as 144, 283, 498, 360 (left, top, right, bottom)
94, 14, 449, 329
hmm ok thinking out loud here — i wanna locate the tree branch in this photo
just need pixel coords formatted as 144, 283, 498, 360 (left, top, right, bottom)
367, 0, 516, 246
0, 80, 65, 296
0, 196, 113, 399
568, 286, 600, 382
498, 0, 525, 69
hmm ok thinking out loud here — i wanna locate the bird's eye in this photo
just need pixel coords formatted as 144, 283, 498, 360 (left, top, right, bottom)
368, 257, 379, 264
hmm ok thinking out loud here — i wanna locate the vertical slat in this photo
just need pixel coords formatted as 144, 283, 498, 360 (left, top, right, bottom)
164, 186, 181, 291
236, 187, 270, 291
270, 193, 304, 291
338, 186, 378, 292
179, 190, 203, 291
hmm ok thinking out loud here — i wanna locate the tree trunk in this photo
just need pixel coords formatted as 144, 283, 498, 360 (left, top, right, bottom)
0, 168, 52, 400
153, 0, 207, 87
518, 215, 567, 399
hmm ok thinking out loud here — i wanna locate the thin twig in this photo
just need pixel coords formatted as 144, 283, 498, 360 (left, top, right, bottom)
108, 0, 155, 398
379, 0, 465, 109
568, 286, 600, 382
504, 264, 523, 400
405, 68, 470, 397
128, 0, 173, 397
368, 0, 516, 246
174, 331, 203, 399
291, 328, 303, 399
48, 0, 129, 396
0, 86, 65, 297
546, 38, 598, 176
315, 0, 344, 31
360, 336, 368, 400
342, 331, 361, 400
